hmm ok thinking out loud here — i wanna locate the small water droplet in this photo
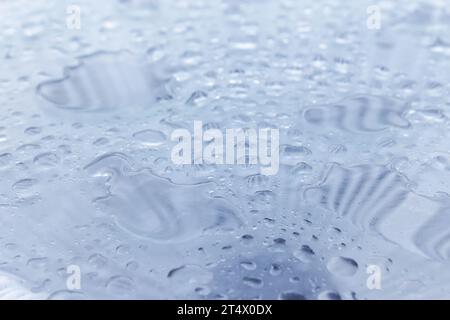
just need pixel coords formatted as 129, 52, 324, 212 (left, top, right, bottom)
326, 256, 358, 277
33, 152, 60, 167
242, 276, 263, 288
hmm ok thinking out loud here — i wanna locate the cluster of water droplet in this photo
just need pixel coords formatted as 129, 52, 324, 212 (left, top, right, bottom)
0, 0, 450, 299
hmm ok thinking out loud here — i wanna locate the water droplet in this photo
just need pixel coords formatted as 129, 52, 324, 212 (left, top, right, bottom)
242, 277, 263, 288
26, 257, 49, 270
269, 263, 282, 276
318, 290, 341, 300
132, 129, 166, 147
88, 253, 108, 269
37, 51, 172, 111
0, 153, 12, 168
293, 245, 315, 263
279, 291, 306, 300
24, 127, 42, 135
240, 260, 257, 271
167, 265, 213, 287
33, 152, 60, 167
48, 290, 85, 300
326, 256, 358, 277
106, 276, 135, 295
96, 170, 241, 242
186, 90, 208, 106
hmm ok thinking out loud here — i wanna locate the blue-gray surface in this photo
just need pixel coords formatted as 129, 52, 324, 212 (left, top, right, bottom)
1, 0, 450, 299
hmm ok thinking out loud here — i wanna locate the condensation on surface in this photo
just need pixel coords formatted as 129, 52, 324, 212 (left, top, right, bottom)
1, 0, 450, 299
